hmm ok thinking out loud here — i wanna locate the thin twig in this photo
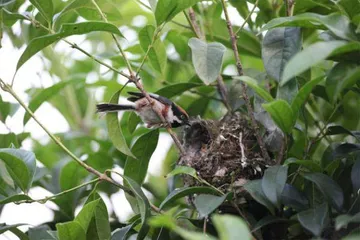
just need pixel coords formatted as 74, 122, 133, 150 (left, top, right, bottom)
220, 0, 271, 162
235, 0, 259, 35
16, 178, 100, 204
91, 0, 134, 75
239, 132, 247, 164
285, 0, 295, 17
0, 79, 129, 193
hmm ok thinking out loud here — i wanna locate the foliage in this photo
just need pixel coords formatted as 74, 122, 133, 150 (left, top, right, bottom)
0, 0, 360, 239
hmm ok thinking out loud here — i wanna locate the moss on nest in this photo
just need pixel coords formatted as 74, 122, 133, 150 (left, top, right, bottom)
180, 113, 275, 193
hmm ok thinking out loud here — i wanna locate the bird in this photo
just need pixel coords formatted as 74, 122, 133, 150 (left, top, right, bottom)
96, 91, 190, 128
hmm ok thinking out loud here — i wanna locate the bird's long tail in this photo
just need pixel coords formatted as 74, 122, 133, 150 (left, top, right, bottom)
96, 103, 135, 113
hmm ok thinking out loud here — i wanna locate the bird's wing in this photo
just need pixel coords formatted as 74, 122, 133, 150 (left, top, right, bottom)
127, 91, 173, 105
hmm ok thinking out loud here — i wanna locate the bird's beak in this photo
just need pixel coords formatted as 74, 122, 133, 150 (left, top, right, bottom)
185, 120, 191, 126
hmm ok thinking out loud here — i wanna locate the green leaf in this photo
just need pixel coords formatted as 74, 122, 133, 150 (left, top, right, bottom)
30, 0, 53, 23
262, 27, 301, 86
160, 186, 221, 209
235, 76, 274, 102
284, 158, 322, 172
166, 166, 197, 178
155, 82, 202, 98
28, 225, 54, 240
24, 80, 78, 125
139, 25, 167, 74
53, 0, 91, 25
243, 180, 275, 215
251, 216, 288, 233
335, 213, 360, 230
194, 193, 232, 218
111, 220, 139, 240
351, 159, 360, 193
297, 203, 330, 237
16, 21, 125, 71
106, 90, 135, 158
281, 41, 347, 86
303, 172, 344, 211
124, 129, 159, 185
260, 13, 357, 41
127, 112, 141, 134
122, 175, 150, 240
155, 0, 202, 25
326, 63, 360, 103
325, 125, 360, 142
1, 9, 26, 27
281, 184, 309, 211
57, 221, 86, 240
0, 149, 36, 193
166, 30, 189, 60
212, 214, 252, 240
75, 198, 111, 240
0, 194, 32, 204
188, 38, 226, 85
262, 99, 295, 134
261, 165, 288, 208
291, 76, 324, 116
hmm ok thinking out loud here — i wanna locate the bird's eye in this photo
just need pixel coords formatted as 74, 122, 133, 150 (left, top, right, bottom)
180, 115, 185, 119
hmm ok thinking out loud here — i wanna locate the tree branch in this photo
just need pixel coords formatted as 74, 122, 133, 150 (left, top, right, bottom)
220, 0, 271, 162
0, 78, 130, 193
16, 178, 100, 204
285, 0, 295, 17
235, 0, 259, 35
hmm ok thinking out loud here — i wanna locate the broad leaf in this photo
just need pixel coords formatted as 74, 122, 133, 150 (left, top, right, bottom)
1, 9, 26, 27
335, 213, 360, 230
127, 112, 141, 134
244, 180, 275, 214
122, 176, 151, 239
212, 214, 252, 240
166, 166, 197, 178
139, 25, 167, 74
28, 225, 54, 240
325, 125, 360, 142
106, 90, 135, 158
262, 100, 295, 134
281, 184, 309, 211
297, 203, 330, 237
351, 158, 360, 193
262, 165, 288, 208
194, 193, 232, 218
281, 41, 347, 85
56, 221, 86, 240
0, 194, 32, 204
160, 186, 221, 209
262, 27, 301, 103
261, 13, 357, 41
111, 220, 139, 240
155, 82, 202, 98
188, 38, 226, 85
284, 158, 322, 172
16, 21, 125, 71
303, 172, 344, 211
75, 198, 111, 240
326, 63, 360, 103
155, 0, 202, 25
0, 149, 36, 193
251, 216, 288, 233
291, 76, 324, 116
235, 76, 274, 102
124, 129, 159, 185
24, 80, 79, 125
30, 0, 53, 23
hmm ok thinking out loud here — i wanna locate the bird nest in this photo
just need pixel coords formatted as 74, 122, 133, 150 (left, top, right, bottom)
180, 113, 275, 193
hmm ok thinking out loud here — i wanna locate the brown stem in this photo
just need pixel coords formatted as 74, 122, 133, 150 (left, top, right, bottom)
286, 0, 295, 17
220, 0, 271, 162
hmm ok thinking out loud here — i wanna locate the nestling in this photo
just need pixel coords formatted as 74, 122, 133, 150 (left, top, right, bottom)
96, 91, 190, 128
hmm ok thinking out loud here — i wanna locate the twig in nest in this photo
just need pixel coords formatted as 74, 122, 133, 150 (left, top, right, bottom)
239, 132, 247, 167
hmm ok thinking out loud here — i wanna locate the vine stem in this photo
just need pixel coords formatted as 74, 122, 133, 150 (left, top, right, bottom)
220, 0, 271, 162
16, 178, 100, 204
0, 78, 130, 193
